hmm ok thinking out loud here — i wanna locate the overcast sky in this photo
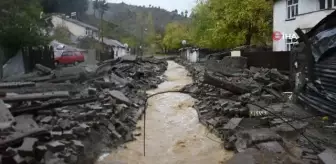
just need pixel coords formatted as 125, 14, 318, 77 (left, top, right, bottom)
110, 0, 197, 12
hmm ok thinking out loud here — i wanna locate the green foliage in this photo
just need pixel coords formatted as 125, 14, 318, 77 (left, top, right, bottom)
163, 22, 190, 50
0, 0, 50, 56
190, 0, 272, 49
120, 37, 137, 48
86, 2, 188, 39
52, 26, 72, 45
78, 37, 100, 49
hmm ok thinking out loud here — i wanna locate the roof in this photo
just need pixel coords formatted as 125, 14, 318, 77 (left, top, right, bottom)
56, 15, 99, 31
97, 37, 125, 48
306, 10, 336, 38
50, 40, 86, 52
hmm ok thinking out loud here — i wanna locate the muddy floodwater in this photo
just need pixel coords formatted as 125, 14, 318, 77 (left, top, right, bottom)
97, 61, 233, 164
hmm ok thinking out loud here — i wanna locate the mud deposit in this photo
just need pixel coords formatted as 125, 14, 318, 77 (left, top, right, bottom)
97, 61, 233, 164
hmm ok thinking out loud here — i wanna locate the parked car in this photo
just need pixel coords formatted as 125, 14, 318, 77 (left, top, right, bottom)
55, 51, 85, 65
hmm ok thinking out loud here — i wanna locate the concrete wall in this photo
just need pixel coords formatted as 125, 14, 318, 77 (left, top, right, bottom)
112, 47, 129, 58
84, 49, 97, 65
273, 0, 335, 51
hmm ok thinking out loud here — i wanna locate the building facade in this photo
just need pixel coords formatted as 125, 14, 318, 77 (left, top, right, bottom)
273, 0, 335, 51
51, 15, 99, 38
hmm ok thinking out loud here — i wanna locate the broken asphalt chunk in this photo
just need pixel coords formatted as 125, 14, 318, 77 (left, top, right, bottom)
256, 141, 285, 154
46, 141, 65, 153
223, 118, 243, 130
17, 137, 38, 157
108, 90, 132, 105
234, 128, 282, 152
318, 149, 336, 164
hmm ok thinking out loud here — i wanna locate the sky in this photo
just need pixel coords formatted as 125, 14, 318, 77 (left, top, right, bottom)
110, 0, 197, 13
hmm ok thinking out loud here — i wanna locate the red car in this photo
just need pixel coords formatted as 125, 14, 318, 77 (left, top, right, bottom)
55, 51, 85, 65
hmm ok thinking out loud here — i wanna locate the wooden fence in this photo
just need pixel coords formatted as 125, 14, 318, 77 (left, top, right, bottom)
241, 51, 291, 72
22, 46, 55, 73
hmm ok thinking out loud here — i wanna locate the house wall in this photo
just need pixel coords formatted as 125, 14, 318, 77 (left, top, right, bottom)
51, 16, 87, 37
273, 0, 335, 51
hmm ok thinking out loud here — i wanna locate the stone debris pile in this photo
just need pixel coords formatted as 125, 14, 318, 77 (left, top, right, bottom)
0, 56, 167, 164
175, 56, 336, 164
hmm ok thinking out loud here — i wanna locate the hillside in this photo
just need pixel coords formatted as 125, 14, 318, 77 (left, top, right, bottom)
86, 1, 189, 38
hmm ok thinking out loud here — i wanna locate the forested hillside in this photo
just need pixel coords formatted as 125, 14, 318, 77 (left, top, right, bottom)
86, 1, 189, 38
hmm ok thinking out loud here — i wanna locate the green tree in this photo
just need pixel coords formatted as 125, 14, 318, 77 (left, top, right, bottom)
145, 12, 156, 45
163, 22, 190, 51
96, 0, 109, 42
52, 26, 72, 45
93, 0, 99, 17
191, 0, 272, 49
120, 37, 137, 48
41, 0, 89, 16
189, 2, 214, 48
0, 0, 49, 56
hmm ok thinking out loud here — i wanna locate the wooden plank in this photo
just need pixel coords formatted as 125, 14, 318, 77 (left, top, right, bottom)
3, 91, 69, 102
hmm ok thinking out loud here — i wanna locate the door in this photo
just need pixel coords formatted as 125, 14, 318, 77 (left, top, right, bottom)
60, 51, 73, 64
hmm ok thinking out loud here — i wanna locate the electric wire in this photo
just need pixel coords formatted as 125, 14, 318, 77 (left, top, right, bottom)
142, 89, 329, 156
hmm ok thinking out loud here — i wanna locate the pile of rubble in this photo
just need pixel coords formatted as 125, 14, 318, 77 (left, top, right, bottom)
0, 56, 167, 164
175, 56, 336, 164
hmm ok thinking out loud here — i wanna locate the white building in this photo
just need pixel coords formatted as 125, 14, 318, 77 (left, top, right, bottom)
99, 37, 129, 58
273, 0, 335, 51
51, 15, 99, 38
51, 15, 129, 58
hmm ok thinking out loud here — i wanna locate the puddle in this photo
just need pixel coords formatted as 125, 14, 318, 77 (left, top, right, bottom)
97, 61, 233, 164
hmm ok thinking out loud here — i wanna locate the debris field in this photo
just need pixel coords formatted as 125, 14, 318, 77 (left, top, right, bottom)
0, 56, 167, 164
175, 56, 336, 164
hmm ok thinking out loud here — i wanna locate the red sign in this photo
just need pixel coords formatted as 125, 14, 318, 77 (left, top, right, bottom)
272, 31, 283, 41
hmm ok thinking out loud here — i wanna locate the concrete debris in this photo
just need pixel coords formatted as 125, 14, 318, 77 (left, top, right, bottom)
174, 56, 328, 164
318, 148, 336, 164
17, 137, 38, 157
0, 56, 167, 163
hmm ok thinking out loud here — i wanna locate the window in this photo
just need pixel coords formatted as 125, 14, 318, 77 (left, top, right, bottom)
320, 0, 336, 9
85, 28, 92, 36
287, 0, 299, 19
286, 38, 298, 51
62, 52, 71, 56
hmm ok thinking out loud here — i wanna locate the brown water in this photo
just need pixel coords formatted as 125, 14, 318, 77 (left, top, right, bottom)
97, 61, 233, 164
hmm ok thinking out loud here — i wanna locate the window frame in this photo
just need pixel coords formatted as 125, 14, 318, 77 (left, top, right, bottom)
286, 38, 299, 51
320, 0, 336, 9
287, 0, 299, 19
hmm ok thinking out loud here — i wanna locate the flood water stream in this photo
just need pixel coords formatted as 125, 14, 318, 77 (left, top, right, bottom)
97, 61, 233, 164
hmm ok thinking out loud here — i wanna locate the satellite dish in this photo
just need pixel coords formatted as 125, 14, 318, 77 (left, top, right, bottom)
124, 43, 129, 48
182, 40, 187, 45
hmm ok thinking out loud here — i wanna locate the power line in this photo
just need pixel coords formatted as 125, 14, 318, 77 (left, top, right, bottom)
142, 89, 326, 156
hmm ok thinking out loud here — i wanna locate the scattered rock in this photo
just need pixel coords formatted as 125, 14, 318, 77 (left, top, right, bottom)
17, 137, 38, 157
46, 141, 65, 153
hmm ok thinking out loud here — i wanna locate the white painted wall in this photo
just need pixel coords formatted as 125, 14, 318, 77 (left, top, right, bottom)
52, 16, 87, 37
273, 0, 335, 51
231, 51, 241, 57
51, 16, 98, 38
112, 47, 128, 58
